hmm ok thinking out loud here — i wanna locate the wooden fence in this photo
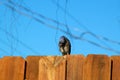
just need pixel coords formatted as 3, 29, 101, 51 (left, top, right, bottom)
0, 54, 120, 80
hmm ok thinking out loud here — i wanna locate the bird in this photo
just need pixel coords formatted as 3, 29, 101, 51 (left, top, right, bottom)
58, 36, 71, 56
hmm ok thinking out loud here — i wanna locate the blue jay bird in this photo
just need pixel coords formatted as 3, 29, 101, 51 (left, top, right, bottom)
59, 36, 71, 56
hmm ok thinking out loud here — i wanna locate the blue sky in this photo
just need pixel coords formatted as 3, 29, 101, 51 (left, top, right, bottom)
0, 0, 120, 58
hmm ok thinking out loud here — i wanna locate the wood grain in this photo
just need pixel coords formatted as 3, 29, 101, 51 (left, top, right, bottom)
39, 56, 66, 80
66, 55, 84, 80
0, 56, 25, 80
26, 56, 41, 80
83, 54, 111, 80
111, 56, 120, 80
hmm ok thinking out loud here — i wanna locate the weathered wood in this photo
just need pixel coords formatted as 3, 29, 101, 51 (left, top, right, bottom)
0, 56, 25, 80
26, 56, 41, 80
111, 56, 120, 80
39, 56, 66, 80
66, 55, 84, 80
83, 54, 111, 80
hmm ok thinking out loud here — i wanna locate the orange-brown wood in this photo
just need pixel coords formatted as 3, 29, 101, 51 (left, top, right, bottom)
0, 56, 25, 80
39, 56, 66, 80
111, 56, 120, 80
1, 55, 120, 80
83, 54, 111, 80
26, 56, 41, 80
66, 55, 84, 80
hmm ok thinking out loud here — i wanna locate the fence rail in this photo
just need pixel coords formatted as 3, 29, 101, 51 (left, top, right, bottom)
0, 54, 120, 80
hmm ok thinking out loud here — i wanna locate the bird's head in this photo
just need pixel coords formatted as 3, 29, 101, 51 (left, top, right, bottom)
59, 36, 66, 46
60, 36, 66, 42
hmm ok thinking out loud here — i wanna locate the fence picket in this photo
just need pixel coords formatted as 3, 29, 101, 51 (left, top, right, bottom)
111, 56, 120, 80
66, 55, 84, 80
39, 56, 66, 80
0, 57, 25, 80
26, 56, 41, 80
83, 54, 111, 80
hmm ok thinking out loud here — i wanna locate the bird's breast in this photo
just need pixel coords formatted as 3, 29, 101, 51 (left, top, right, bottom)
60, 47, 64, 53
